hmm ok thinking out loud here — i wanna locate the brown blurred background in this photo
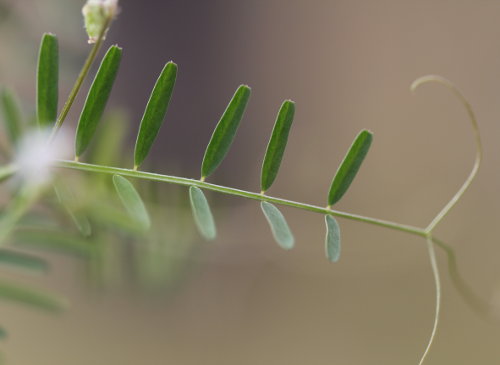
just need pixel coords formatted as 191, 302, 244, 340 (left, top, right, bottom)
1, 0, 500, 364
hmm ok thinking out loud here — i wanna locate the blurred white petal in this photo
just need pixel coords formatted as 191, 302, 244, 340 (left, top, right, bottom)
14, 130, 71, 187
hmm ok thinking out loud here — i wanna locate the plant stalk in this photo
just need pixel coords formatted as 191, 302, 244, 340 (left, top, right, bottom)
54, 160, 428, 238
49, 17, 112, 141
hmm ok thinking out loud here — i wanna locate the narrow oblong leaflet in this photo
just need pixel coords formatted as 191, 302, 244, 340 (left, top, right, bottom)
75, 45, 122, 158
261, 100, 295, 193
113, 174, 151, 231
325, 215, 341, 262
37, 33, 59, 127
327, 129, 373, 206
134, 61, 177, 169
261, 201, 295, 250
0, 89, 23, 144
201, 85, 251, 179
189, 186, 217, 240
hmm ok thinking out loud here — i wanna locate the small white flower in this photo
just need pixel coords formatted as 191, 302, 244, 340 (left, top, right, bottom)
14, 130, 71, 187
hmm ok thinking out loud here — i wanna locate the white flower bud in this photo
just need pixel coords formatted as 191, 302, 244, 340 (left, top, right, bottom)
82, 0, 119, 44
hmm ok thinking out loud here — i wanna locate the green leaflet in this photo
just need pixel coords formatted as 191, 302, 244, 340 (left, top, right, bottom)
0, 88, 23, 145
261, 100, 295, 192
261, 201, 294, 250
134, 62, 178, 169
112, 174, 151, 231
325, 215, 341, 262
201, 85, 251, 179
0, 280, 67, 313
54, 184, 92, 237
189, 186, 216, 240
327, 130, 373, 206
0, 249, 49, 274
0, 327, 6, 340
75, 45, 122, 158
36, 33, 59, 127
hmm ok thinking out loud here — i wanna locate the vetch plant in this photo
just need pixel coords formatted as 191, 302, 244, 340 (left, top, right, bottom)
0, 1, 494, 364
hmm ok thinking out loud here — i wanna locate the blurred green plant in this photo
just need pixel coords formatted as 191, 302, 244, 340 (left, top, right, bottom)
0, 0, 493, 364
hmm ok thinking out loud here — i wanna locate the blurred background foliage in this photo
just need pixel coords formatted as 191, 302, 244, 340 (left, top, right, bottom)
1, 0, 500, 364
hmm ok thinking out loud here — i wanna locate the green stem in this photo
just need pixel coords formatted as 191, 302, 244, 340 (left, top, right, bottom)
53, 160, 427, 238
49, 17, 112, 141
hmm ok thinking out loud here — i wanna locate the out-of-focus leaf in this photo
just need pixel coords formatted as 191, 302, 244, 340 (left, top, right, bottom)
75, 45, 122, 158
260, 201, 294, 250
0, 88, 23, 145
201, 85, 251, 179
90, 110, 129, 167
189, 186, 216, 240
327, 129, 373, 206
0, 327, 6, 340
134, 62, 177, 169
261, 100, 295, 193
14, 229, 93, 258
112, 175, 151, 231
325, 215, 341, 262
0, 249, 49, 274
0, 164, 17, 183
0, 280, 67, 313
36, 33, 59, 127
89, 202, 144, 234
0, 186, 40, 246
54, 184, 92, 237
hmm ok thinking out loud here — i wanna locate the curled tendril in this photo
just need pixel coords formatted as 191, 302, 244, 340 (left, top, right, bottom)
411, 75, 483, 233
418, 237, 441, 365
411, 75, 483, 365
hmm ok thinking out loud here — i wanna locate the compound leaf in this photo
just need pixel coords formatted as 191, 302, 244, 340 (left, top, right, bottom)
37, 33, 59, 127
261, 100, 295, 193
113, 174, 150, 231
201, 85, 251, 179
134, 61, 177, 169
328, 129, 373, 206
75, 45, 122, 158
189, 186, 216, 240
261, 201, 294, 250
325, 215, 341, 262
